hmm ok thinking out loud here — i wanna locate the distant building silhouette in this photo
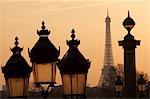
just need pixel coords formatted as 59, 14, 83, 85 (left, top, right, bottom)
116, 64, 124, 77
98, 9, 116, 88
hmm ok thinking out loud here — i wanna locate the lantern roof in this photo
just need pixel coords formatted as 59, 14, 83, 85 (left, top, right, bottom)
137, 74, 146, 85
115, 75, 123, 85
2, 37, 32, 78
58, 29, 90, 74
28, 21, 60, 63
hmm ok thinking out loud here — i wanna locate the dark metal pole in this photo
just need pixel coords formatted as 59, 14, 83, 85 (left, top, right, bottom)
119, 35, 140, 98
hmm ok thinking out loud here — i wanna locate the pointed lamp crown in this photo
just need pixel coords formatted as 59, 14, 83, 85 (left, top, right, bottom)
37, 21, 50, 37
123, 11, 135, 33
10, 37, 23, 55
66, 29, 80, 48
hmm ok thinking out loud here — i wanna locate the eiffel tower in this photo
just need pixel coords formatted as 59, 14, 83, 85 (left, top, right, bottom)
98, 10, 116, 88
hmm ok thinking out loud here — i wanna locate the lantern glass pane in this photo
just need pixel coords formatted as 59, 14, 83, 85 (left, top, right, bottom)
71, 74, 78, 94
7, 78, 24, 97
77, 74, 86, 94
71, 74, 86, 95
52, 62, 57, 82
138, 85, 142, 91
33, 62, 56, 83
62, 74, 71, 95
24, 77, 29, 96
116, 85, 123, 92
62, 74, 86, 95
138, 85, 145, 91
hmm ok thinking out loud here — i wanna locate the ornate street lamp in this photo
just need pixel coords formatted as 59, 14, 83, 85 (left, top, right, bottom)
1, 37, 32, 98
58, 29, 91, 98
115, 75, 123, 98
118, 11, 140, 98
137, 74, 146, 98
28, 21, 60, 98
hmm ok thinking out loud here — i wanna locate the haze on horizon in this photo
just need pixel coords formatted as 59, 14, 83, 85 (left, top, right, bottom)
0, 0, 150, 90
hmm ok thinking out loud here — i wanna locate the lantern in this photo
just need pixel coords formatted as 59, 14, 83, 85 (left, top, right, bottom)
58, 29, 90, 98
137, 74, 146, 92
1, 37, 32, 98
28, 21, 60, 86
137, 74, 146, 98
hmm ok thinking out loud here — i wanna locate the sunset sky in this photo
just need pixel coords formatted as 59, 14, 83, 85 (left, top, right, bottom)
0, 0, 150, 90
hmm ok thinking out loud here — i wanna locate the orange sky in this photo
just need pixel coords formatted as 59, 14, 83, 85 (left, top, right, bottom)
0, 0, 150, 90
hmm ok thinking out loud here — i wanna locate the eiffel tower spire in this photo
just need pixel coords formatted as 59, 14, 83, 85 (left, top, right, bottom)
98, 10, 116, 88
107, 8, 109, 17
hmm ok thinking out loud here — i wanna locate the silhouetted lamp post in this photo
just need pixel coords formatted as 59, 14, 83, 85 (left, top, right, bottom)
58, 29, 90, 98
28, 21, 60, 98
1, 37, 32, 98
118, 11, 140, 98
115, 75, 123, 98
137, 74, 146, 98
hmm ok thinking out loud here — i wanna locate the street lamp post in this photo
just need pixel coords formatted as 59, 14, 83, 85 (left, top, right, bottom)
115, 75, 123, 98
137, 74, 146, 98
1, 37, 32, 98
28, 21, 60, 98
58, 29, 90, 99
118, 11, 140, 98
